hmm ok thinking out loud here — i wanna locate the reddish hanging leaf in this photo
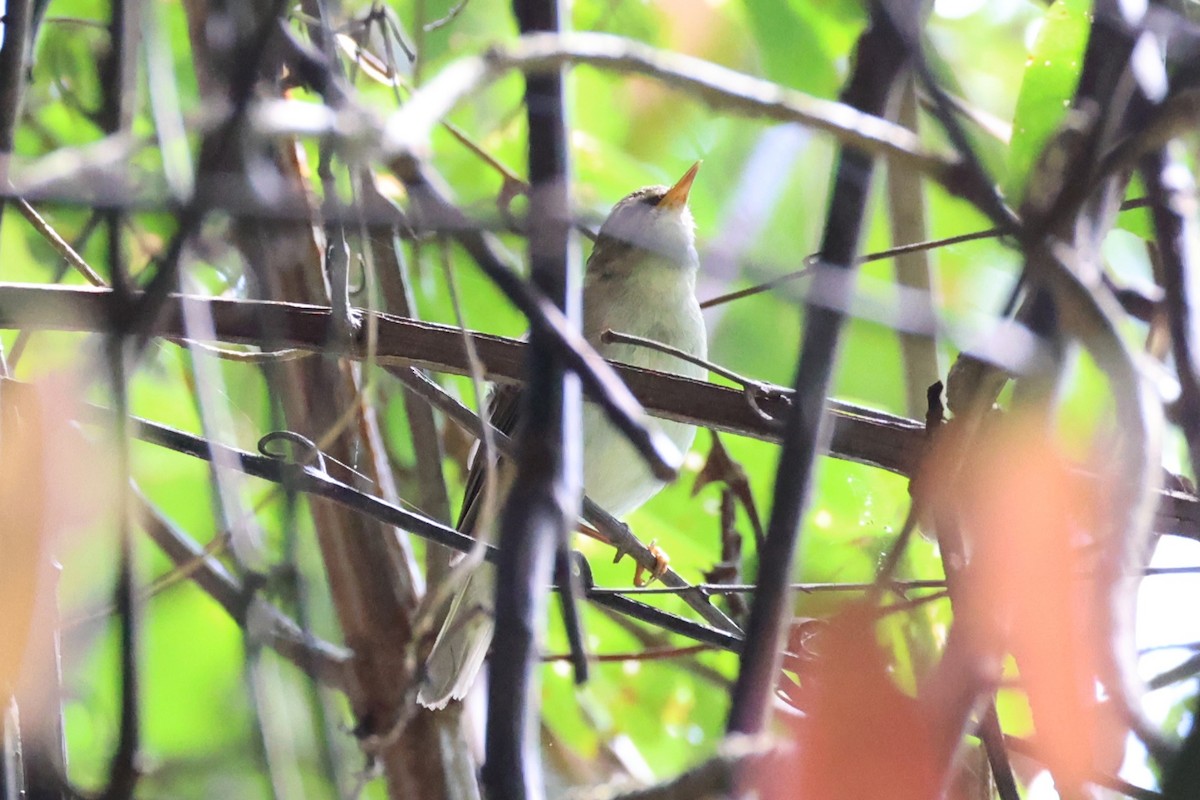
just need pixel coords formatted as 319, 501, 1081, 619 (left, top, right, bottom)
751, 605, 945, 800
0, 387, 47, 705
958, 413, 1119, 788
0, 379, 112, 710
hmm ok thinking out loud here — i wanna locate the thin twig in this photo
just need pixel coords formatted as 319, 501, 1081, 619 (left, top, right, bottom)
541, 644, 711, 663
1002, 736, 1163, 799
887, 77, 939, 418
13, 199, 106, 286
382, 32, 968, 199
133, 490, 351, 687
1142, 145, 1200, 481
389, 364, 743, 634
585, 579, 946, 596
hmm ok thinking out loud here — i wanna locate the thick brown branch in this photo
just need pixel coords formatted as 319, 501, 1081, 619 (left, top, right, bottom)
0, 283, 1197, 541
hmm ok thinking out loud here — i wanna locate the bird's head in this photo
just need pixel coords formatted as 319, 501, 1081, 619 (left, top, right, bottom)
589, 162, 701, 276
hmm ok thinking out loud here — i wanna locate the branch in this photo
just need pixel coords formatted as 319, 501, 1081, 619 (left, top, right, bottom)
133, 490, 351, 688
381, 32, 969, 200
484, 0, 578, 796
1142, 145, 1200, 480
2, 284, 1198, 542
389, 367, 742, 635
727, 7, 913, 736
1, 378, 741, 664
566, 736, 772, 800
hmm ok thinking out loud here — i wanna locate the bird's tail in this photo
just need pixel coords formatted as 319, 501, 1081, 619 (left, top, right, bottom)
417, 570, 494, 710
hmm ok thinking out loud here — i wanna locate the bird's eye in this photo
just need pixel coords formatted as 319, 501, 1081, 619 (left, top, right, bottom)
641, 193, 664, 208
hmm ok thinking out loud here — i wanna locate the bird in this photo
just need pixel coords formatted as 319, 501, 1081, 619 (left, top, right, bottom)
418, 162, 708, 709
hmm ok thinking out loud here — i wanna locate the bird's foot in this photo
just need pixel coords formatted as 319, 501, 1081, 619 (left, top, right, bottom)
634, 540, 670, 587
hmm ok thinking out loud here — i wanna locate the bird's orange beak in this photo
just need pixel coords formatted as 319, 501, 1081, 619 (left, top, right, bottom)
660, 161, 701, 209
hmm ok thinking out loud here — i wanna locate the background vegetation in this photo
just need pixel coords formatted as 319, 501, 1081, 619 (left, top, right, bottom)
2, 0, 1200, 798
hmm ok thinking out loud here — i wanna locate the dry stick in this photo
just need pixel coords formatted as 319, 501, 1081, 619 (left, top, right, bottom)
14, 405, 735, 671
408, 241, 502, 646
179, 292, 275, 574
13, 199, 106, 286
127, 0, 291, 353
484, 1, 579, 796
370, 32, 534, 213
589, 563, 1196, 597
1095, 87, 1200, 209
917, 86, 1013, 144
0, 0, 32, 204
541, 644, 710, 664
887, 77, 939, 419
382, 32, 969, 202
726, 9, 912, 738
326, 148, 400, 796
914, 391, 1020, 800
94, 1, 141, 796
1035, 241, 1167, 763
323, 19, 481, 797
565, 737, 773, 800
573, 558, 742, 653
1149, 652, 1200, 690
7, 34, 957, 210
2, 22, 983, 230
580, 502, 738, 635
0, 375, 492, 559
1021, 10, 1172, 756
143, 0, 193, 203
133, 490, 351, 687
699, 197, 1148, 312
1141, 146, 1200, 483
441, 237, 502, 557
906, 52, 1027, 798
593, 604, 732, 689
357, 103, 455, 573
598, 329, 782, 415
8, 208, 374, 690
587, 579, 946, 596
8, 211, 103, 368
202, 13, 436, 790
22, 198, 276, 578
914, 6, 1154, 790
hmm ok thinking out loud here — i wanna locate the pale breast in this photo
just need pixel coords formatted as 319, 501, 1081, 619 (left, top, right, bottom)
580, 261, 707, 516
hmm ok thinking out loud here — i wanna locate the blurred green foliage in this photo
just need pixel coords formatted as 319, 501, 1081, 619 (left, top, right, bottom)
7, 0, 1176, 797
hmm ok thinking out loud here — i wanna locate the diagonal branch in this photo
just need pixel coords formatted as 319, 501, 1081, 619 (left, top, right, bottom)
382, 32, 970, 200
727, 5, 914, 737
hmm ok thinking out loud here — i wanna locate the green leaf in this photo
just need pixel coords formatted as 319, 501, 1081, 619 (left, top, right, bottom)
1007, 0, 1093, 202
741, 0, 864, 96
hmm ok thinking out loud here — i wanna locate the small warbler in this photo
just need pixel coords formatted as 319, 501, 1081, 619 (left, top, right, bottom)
419, 163, 707, 709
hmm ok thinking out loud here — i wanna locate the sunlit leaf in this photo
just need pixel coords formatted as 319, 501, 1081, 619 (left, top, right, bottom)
1007, 0, 1092, 202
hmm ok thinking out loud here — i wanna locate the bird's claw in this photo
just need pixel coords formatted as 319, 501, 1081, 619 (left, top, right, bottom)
634, 540, 670, 587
